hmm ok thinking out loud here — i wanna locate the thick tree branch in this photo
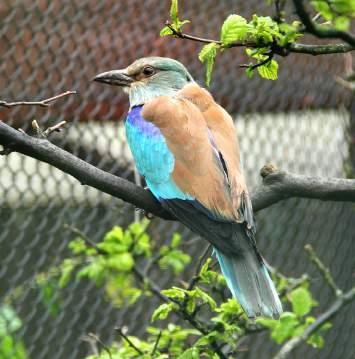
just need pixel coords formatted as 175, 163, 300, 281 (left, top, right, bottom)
288, 42, 354, 55
253, 164, 355, 210
0, 120, 172, 220
1, 122, 355, 217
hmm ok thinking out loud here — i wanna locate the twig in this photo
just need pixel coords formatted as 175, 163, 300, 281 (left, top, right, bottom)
304, 244, 342, 297
81, 334, 99, 356
86, 333, 112, 359
43, 121, 67, 136
115, 327, 144, 356
0, 90, 77, 108
274, 286, 355, 359
64, 224, 106, 255
151, 330, 162, 356
274, 0, 286, 23
30, 119, 67, 139
335, 75, 355, 91
239, 52, 274, 70
187, 244, 212, 290
166, 22, 223, 45
132, 266, 227, 359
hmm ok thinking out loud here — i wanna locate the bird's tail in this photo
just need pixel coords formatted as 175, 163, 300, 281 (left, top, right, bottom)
214, 229, 282, 319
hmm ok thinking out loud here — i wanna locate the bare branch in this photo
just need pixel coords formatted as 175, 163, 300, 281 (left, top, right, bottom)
166, 22, 223, 45
305, 244, 341, 297
0, 122, 355, 220
43, 121, 67, 136
0, 90, 77, 108
187, 244, 212, 290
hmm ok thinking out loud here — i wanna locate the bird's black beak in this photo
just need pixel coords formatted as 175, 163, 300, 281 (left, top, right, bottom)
93, 69, 134, 87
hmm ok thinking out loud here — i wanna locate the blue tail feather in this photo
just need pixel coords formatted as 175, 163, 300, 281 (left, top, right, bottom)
215, 246, 282, 319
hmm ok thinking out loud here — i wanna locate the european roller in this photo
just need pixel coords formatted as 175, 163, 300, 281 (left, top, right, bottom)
94, 57, 282, 319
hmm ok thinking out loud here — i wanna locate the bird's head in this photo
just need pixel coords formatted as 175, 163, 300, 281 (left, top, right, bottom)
93, 57, 194, 107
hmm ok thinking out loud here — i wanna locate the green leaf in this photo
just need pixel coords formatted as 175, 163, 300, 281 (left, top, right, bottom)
171, 233, 181, 248
132, 233, 151, 257
195, 287, 217, 310
39, 281, 61, 316
221, 14, 250, 45
162, 287, 186, 300
58, 259, 75, 288
334, 16, 351, 31
290, 287, 313, 317
194, 331, 219, 347
307, 333, 325, 348
320, 322, 332, 331
198, 43, 219, 86
245, 67, 254, 78
311, 1, 333, 20
177, 347, 199, 359
151, 303, 174, 322
0, 305, 22, 335
331, 0, 355, 15
186, 298, 196, 314
104, 226, 124, 243
159, 249, 191, 274
256, 317, 278, 330
77, 259, 105, 284
0, 334, 27, 359
257, 59, 278, 80
271, 312, 299, 344
68, 238, 87, 254
160, 26, 174, 37
251, 15, 279, 44
106, 252, 134, 272
170, 0, 178, 24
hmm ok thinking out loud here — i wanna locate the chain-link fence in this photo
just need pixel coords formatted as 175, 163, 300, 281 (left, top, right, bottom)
0, 1, 354, 358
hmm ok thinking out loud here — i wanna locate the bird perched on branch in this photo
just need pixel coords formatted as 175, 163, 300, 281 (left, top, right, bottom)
94, 57, 282, 318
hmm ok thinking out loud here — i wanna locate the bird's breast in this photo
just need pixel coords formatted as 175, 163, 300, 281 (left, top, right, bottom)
125, 106, 174, 184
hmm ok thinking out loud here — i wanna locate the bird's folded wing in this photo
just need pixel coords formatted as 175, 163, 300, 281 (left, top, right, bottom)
141, 95, 236, 221
177, 83, 255, 231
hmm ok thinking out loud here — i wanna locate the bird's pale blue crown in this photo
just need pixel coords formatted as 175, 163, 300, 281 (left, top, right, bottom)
93, 57, 194, 107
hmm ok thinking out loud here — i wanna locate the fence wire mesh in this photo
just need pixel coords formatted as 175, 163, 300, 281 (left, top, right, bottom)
0, 1, 354, 359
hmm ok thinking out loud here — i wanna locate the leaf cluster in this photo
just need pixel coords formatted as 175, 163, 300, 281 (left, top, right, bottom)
160, 1, 303, 84
257, 287, 331, 348
27, 221, 334, 358
311, 0, 355, 31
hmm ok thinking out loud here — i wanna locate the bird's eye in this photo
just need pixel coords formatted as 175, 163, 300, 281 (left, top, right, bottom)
142, 66, 155, 77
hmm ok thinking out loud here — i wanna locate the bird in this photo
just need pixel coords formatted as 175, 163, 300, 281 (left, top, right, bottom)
94, 57, 282, 319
